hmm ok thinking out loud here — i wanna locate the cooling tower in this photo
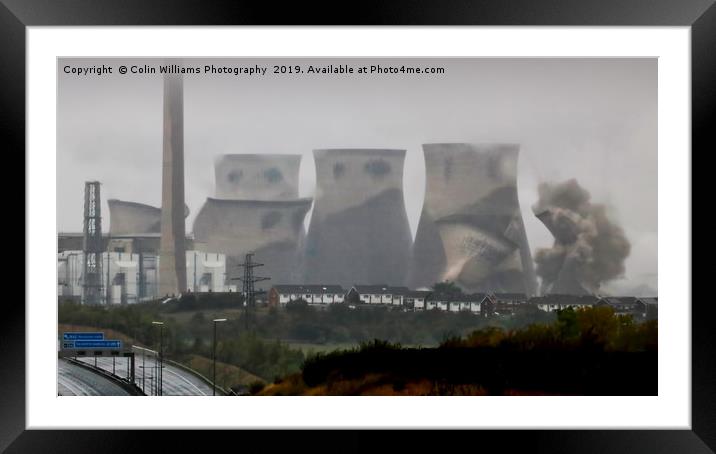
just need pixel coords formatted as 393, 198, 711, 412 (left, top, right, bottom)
215, 154, 301, 200
108, 199, 189, 235
534, 209, 582, 245
192, 197, 313, 284
533, 207, 591, 295
303, 148, 412, 287
408, 143, 538, 295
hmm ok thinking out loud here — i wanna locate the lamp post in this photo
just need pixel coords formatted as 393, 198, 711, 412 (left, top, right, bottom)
212, 318, 227, 396
152, 321, 164, 396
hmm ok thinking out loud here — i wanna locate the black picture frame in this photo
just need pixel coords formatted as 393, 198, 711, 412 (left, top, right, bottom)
3, 0, 712, 451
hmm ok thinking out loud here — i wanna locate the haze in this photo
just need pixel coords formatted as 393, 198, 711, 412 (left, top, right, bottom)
57, 57, 657, 293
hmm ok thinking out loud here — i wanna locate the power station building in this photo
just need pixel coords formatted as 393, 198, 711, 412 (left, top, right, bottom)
408, 143, 538, 295
303, 148, 412, 288
57, 250, 228, 304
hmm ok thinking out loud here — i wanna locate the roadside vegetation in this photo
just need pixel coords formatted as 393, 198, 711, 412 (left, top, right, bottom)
259, 306, 657, 396
58, 293, 654, 395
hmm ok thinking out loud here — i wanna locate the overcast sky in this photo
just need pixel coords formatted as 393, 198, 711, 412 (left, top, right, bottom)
57, 57, 657, 292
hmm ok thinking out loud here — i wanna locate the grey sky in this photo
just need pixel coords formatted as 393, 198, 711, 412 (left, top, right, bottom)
57, 57, 657, 292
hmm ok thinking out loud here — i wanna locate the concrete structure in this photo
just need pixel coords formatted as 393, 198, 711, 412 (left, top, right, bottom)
193, 153, 310, 286
58, 251, 83, 301
408, 143, 538, 295
268, 284, 346, 306
193, 198, 313, 283
186, 251, 227, 293
108, 199, 161, 235
59, 231, 196, 257
59, 250, 227, 303
304, 149, 412, 288
158, 72, 187, 297
214, 154, 302, 200
58, 251, 141, 304
533, 208, 591, 295
108, 199, 189, 236
106, 252, 140, 304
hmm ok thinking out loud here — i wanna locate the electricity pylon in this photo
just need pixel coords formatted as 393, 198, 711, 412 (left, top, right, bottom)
233, 252, 270, 330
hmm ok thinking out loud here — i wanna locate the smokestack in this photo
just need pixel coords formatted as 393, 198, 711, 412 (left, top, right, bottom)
158, 72, 187, 296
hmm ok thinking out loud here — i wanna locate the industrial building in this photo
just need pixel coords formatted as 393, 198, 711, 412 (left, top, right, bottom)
408, 143, 538, 295
57, 250, 228, 304
303, 148, 412, 288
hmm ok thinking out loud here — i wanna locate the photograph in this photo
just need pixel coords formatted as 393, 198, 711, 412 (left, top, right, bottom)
2, 0, 709, 448
56, 56, 658, 397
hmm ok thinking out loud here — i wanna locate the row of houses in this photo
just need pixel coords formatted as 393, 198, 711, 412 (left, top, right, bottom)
267, 284, 658, 319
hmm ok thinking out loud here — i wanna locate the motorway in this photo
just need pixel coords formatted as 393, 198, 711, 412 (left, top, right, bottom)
76, 355, 215, 396
58, 358, 133, 396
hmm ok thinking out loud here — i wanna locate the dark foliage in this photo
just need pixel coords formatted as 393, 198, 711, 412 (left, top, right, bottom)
299, 307, 657, 395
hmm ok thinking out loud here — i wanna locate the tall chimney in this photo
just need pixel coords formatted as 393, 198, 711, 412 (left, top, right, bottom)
158, 72, 187, 296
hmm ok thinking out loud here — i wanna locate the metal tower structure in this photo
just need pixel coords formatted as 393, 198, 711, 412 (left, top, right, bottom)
234, 253, 270, 330
82, 181, 104, 305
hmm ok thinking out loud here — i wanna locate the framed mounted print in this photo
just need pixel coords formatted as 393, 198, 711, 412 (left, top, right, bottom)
3, 0, 713, 451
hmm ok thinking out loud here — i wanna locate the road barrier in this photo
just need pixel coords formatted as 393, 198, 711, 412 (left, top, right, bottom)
66, 357, 144, 396
131, 345, 230, 396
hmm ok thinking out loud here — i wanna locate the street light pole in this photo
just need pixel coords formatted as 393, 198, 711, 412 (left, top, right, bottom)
160, 326, 164, 395
152, 321, 164, 396
212, 318, 227, 396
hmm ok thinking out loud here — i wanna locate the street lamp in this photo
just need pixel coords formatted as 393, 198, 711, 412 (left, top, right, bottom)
212, 318, 227, 396
152, 321, 164, 396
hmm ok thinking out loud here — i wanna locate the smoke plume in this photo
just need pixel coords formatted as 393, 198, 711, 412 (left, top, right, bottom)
533, 179, 631, 295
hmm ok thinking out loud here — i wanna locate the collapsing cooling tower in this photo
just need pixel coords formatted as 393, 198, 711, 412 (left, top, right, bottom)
303, 149, 412, 287
195, 153, 310, 285
108, 199, 189, 235
214, 154, 302, 200
408, 143, 538, 295
531, 178, 631, 296
192, 198, 313, 284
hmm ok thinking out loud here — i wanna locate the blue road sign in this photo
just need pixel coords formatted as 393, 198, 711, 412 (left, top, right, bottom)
63, 340, 122, 349
63, 332, 105, 341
